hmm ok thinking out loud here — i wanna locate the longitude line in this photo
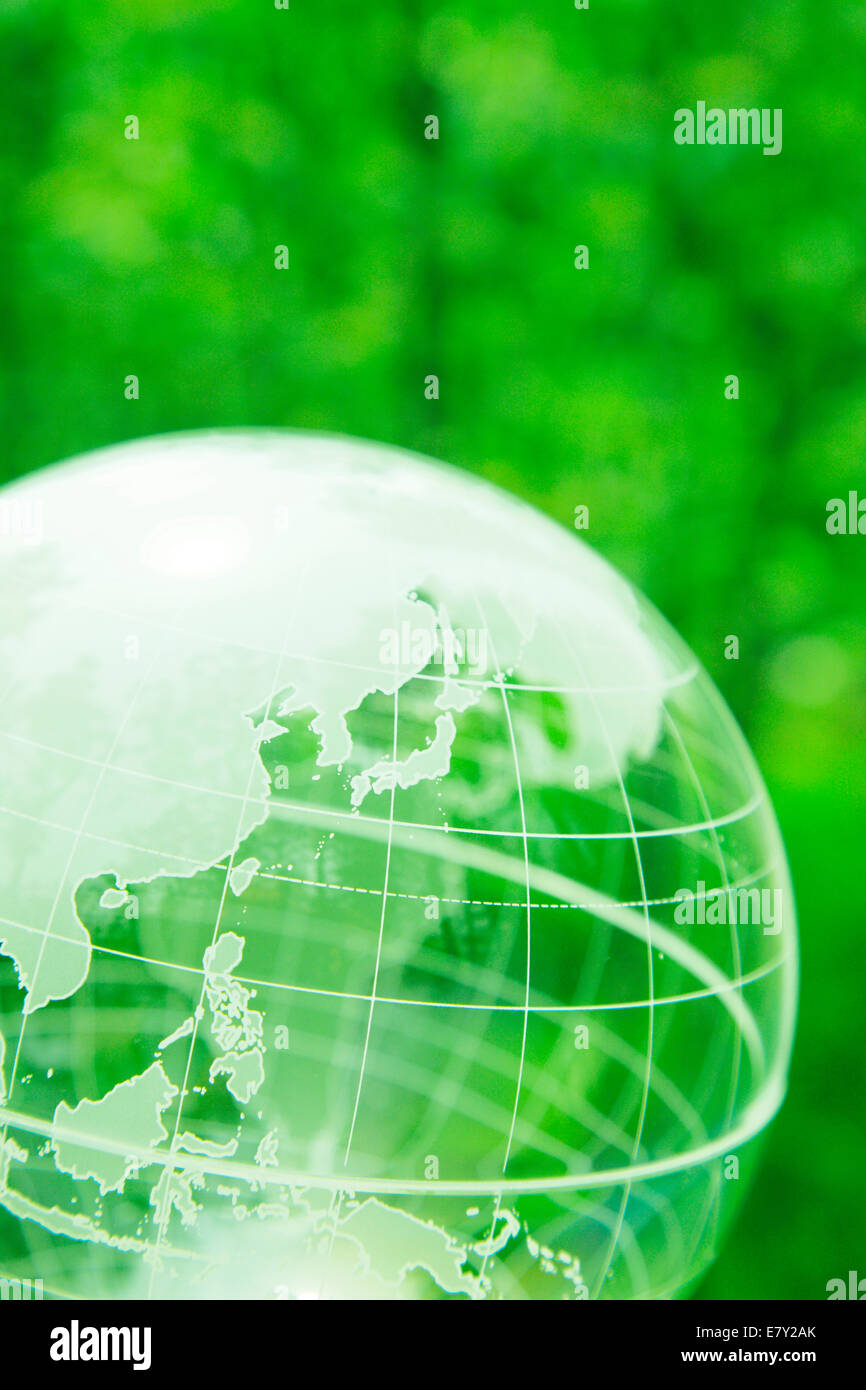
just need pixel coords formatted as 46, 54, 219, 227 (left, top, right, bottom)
342, 684, 400, 1166
145, 638, 290, 1296
471, 595, 532, 1175
552, 619, 656, 1299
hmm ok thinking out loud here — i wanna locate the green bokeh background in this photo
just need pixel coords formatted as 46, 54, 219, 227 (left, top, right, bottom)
0, 0, 863, 1299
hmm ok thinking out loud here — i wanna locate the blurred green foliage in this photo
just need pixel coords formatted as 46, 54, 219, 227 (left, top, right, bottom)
1, 0, 864, 1298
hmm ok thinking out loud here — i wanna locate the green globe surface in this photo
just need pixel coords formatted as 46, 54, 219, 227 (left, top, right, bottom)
0, 430, 797, 1300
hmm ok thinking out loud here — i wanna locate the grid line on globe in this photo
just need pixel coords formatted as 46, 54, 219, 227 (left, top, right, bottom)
0, 431, 797, 1300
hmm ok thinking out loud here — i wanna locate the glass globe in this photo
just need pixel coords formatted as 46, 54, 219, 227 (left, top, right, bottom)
0, 430, 797, 1300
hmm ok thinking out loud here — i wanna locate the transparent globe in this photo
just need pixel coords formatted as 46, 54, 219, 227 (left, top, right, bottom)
0, 431, 797, 1300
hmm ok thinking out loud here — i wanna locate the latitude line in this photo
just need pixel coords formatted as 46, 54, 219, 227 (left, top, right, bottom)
0, 789, 781, 910
0, 842, 781, 912
0, 1079, 788, 1197
0, 909, 788, 1011
0, 726, 766, 842
0, 803, 773, 1069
